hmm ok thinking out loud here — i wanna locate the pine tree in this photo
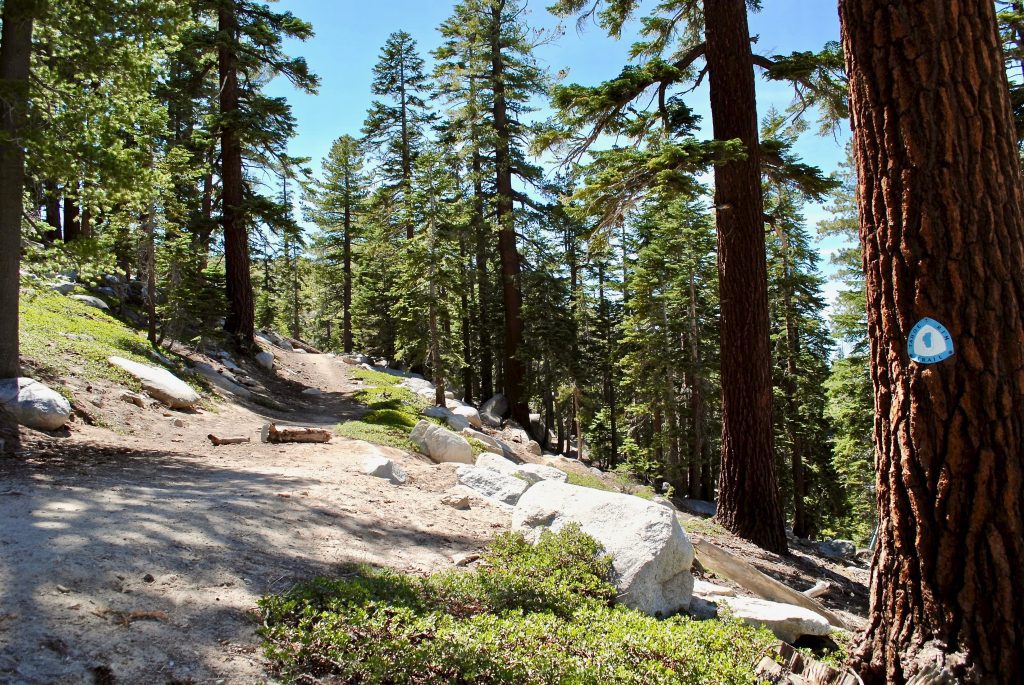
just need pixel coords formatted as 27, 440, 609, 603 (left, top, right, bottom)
841, 0, 1024, 679
362, 30, 432, 241
305, 135, 367, 353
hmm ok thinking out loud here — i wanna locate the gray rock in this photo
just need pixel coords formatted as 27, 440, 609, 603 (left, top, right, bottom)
341, 353, 372, 366
451, 405, 482, 430
108, 356, 200, 409
514, 481, 695, 617
678, 498, 717, 517
0, 378, 73, 430
481, 394, 508, 420
69, 294, 108, 311
193, 362, 252, 400
717, 596, 834, 643
446, 414, 471, 432
360, 455, 407, 485
422, 405, 453, 420
410, 420, 474, 464
255, 351, 275, 371
525, 440, 543, 456
816, 539, 857, 560
456, 464, 531, 507
50, 282, 75, 295
301, 388, 322, 396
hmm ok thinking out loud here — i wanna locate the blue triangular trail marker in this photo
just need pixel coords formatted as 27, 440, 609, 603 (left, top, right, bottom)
908, 318, 955, 364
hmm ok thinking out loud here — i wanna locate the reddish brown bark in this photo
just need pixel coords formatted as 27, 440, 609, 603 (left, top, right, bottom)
219, 0, 255, 352
489, 0, 529, 430
840, 1, 1024, 682
705, 0, 787, 554
0, 0, 36, 379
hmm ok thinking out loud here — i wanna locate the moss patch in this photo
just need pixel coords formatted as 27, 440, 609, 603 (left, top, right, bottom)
259, 525, 777, 684
337, 369, 433, 452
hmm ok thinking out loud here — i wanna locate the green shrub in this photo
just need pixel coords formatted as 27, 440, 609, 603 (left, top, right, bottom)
337, 371, 433, 451
258, 526, 776, 684
566, 470, 614, 492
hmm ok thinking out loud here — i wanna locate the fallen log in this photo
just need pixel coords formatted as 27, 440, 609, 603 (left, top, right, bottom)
692, 538, 852, 631
260, 422, 332, 444
208, 434, 251, 446
804, 580, 832, 599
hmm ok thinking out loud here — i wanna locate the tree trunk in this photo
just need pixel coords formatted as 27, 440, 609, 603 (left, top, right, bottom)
687, 271, 706, 499
43, 181, 61, 242
840, 2, 1024, 682
705, 0, 787, 554
460, 235, 474, 404
343, 200, 353, 354
472, 150, 493, 400
219, 1, 255, 353
63, 194, 80, 242
0, 0, 35, 379
142, 203, 158, 345
489, 0, 528, 429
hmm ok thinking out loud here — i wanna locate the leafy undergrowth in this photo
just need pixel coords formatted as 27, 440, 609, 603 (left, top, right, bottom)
335, 368, 433, 451
259, 525, 776, 684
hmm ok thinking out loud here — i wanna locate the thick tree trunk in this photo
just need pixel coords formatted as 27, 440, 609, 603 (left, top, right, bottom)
705, 0, 787, 554
460, 235, 474, 404
472, 151, 494, 400
142, 204, 158, 345
0, 0, 35, 379
840, 2, 1024, 682
489, 0, 529, 429
219, 1, 255, 353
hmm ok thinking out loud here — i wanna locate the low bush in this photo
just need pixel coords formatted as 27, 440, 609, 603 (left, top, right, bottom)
258, 525, 776, 684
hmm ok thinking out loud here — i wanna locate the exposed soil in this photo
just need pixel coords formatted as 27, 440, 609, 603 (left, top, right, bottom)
0, 346, 869, 684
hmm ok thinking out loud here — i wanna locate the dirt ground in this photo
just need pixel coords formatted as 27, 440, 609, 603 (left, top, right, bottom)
0, 349, 511, 684
0, 347, 870, 684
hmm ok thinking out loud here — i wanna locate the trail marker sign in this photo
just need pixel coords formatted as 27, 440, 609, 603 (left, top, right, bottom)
908, 318, 955, 364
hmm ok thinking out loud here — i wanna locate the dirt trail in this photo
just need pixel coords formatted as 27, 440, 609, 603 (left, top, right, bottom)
0, 351, 510, 684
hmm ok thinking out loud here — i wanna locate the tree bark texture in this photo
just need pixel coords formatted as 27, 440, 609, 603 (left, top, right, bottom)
219, 1, 256, 353
490, 0, 529, 429
0, 0, 36, 379
840, 1, 1024, 682
705, 0, 787, 554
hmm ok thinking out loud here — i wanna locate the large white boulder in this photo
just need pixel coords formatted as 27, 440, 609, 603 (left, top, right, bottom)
451, 405, 482, 429
717, 596, 834, 644
462, 427, 502, 452
456, 464, 530, 507
410, 420, 474, 464
513, 481, 695, 617
445, 414, 471, 432
108, 356, 200, 409
476, 452, 567, 485
0, 378, 72, 430
480, 393, 507, 427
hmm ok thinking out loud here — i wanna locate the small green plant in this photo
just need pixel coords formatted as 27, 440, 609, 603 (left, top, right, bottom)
565, 470, 613, 492
258, 525, 777, 684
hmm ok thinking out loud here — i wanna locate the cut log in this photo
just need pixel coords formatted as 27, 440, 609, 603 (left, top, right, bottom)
208, 434, 251, 446
260, 423, 332, 444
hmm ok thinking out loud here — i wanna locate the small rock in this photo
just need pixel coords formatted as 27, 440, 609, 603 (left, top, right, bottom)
441, 493, 471, 510
410, 420, 474, 464
0, 378, 73, 431
301, 388, 322, 396
456, 464, 531, 507
815, 539, 857, 560
255, 351, 275, 371
173, 419, 186, 428
143, 574, 155, 583
56, 585, 70, 594
359, 455, 407, 485
108, 357, 200, 409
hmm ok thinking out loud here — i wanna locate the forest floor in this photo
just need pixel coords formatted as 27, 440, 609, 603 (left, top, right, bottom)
0, 345, 869, 684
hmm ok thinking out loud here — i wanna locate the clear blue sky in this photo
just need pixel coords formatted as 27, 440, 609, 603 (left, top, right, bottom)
266, 0, 852, 301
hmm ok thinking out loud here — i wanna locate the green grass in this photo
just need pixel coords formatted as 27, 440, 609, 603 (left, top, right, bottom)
17, 290, 202, 395
566, 470, 615, 492
336, 369, 435, 451
258, 525, 778, 684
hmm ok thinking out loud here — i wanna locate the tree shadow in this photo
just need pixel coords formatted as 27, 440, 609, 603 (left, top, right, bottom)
0, 437, 482, 684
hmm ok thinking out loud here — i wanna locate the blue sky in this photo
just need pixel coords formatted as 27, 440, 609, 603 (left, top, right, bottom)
266, 0, 852, 303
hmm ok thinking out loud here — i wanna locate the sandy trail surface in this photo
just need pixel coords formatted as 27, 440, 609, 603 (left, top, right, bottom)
0, 350, 510, 684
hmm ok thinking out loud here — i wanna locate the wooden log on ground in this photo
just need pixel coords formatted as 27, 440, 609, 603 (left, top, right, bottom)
208, 434, 251, 446
260, 422, 332, 444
